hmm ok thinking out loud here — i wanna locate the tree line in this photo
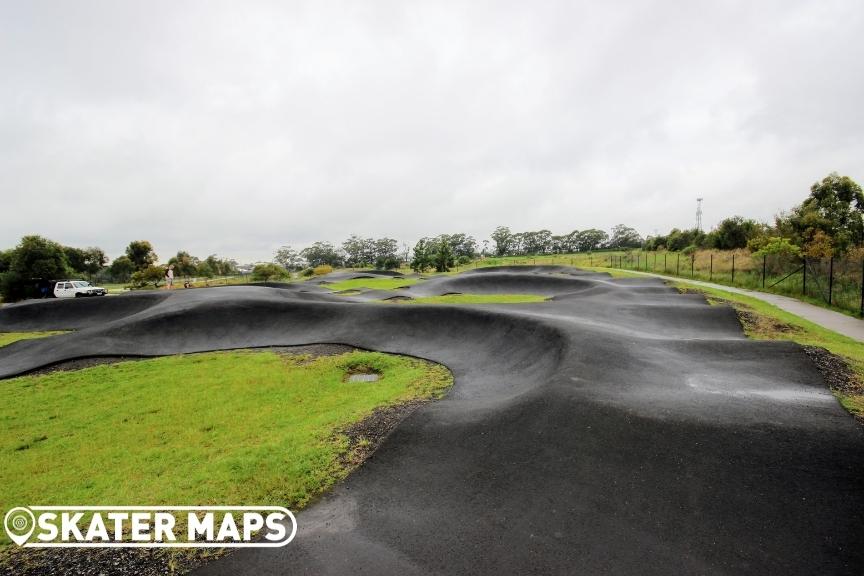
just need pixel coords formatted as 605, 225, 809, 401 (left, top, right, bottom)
0, 237, 237, 301
274, 227, 642, 275
3, 172, 858, 301
644, 172, 863, 259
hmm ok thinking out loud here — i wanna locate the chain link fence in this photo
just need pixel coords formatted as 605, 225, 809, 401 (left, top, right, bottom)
610, 250, 864, 317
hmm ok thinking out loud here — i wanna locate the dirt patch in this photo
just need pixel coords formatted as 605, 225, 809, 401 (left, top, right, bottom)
802, 346, 864, 397
267, 344, 356, 357
0, 546, 222, 576
727, 306, 802, 336
338, 400, 427, 469
802, 346, 864, 426
24, 356, 145, 376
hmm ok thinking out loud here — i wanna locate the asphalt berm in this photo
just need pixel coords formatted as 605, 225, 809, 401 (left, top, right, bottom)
1, 266, 861, 575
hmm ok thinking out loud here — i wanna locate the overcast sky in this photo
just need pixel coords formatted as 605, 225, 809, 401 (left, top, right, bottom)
2, 0, 862, 262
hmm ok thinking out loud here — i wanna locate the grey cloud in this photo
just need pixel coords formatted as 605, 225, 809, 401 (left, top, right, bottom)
1, 0, 862, 262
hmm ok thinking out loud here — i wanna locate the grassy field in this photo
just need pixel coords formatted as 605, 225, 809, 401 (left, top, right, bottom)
670, 280, 864, 419
395, 294, 548, 305
0, 331, 68, 348
325, 277, 419, 292
0, 349, 452, 547
102, 275, 263, 294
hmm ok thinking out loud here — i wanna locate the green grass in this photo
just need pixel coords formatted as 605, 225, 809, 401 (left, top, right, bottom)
325, 277, 419, 292
581, 266, 648, 279
0, 349, 452, 547
0, 331, 68, 348
671, 280, 864, 418
394, 294, 548, 304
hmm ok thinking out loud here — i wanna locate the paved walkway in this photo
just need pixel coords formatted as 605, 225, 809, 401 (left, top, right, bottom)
625, 270, 864, 342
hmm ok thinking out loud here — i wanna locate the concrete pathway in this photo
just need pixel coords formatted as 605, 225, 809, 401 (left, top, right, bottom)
624, 270, 864, 342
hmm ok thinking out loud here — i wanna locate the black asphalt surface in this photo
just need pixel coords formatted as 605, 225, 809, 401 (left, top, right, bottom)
1, 267, 862, 575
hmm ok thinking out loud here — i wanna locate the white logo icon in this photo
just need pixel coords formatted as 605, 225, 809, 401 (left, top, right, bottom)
4, 507, 36, 546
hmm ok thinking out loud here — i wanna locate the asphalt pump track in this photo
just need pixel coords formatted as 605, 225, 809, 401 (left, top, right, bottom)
0, 267, 861, 575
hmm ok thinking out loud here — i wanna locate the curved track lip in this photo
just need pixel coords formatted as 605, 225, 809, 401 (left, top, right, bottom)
1, 269, 862, 575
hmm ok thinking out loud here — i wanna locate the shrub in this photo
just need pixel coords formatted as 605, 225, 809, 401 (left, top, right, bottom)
749, 237, 801, 258
300, 268, 315, 277
252, 263, 289, 282
457, 255, 471, 265
375, 256, 400, 270
313, 264, 333, 276
130, 265, 166, 288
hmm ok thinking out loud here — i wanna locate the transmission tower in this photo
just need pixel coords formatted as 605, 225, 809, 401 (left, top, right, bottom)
696, 198, 704, 232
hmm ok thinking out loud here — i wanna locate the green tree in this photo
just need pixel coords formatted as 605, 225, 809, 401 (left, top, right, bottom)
196, 261, 214, 278
410, 239, 432, 272
437, 234, 476, 260
787, 172, 864, 253
706, 217, 765, 250
125, 240, 158, 271
252, 263, 290, 282
168, 251, 200, 278
607, 224, 643, 249
130, 265, 165, 289
574, 229, 608, 252
341, 235, 369, 267
373, 238, 400, 268
491, 226, 513, 256
433, 239, 454, 272
202, 255, 237, 276
748, 236, 801, 258
82, 247, 107, 278
664, 228, 705, 251
108, 256, 135, 282
63, 246, 88, 274
300, 242, 342, 268
274, 246, 303, 270
0, 249, 13, 274
1, 236, 70, 301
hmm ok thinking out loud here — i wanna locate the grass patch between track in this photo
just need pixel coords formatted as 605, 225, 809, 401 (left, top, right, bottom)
0, 349, 452, 549
672, 281, 864, 420
0, 331, 69, 348
324, 277, 419, 292
393, 294, 547, 304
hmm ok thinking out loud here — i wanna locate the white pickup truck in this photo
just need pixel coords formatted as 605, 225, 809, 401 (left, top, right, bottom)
52, 280, 108, 298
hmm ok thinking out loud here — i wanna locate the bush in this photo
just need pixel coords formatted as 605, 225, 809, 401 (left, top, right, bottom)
375, 256, 400, 270
749, 236, 801, 258
457, 255, 471, 265
0, 271, 28, 302
252, 263, 289, 282
130, 265, 166, 288
313, 264, 333, 276
300, 268, 315, 277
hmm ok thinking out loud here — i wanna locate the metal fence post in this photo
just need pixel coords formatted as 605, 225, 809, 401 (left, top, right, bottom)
732, 253, 735, 284
676, 253, 680, 275
802, 257, 806, 295
828, 256, 834, 306
664, 253, 667, 273
653, 252, 657, 271
709, 253, 713, 282
691, 254, 694, 277
860, 259, 864, 317
762, 255, 766, 289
